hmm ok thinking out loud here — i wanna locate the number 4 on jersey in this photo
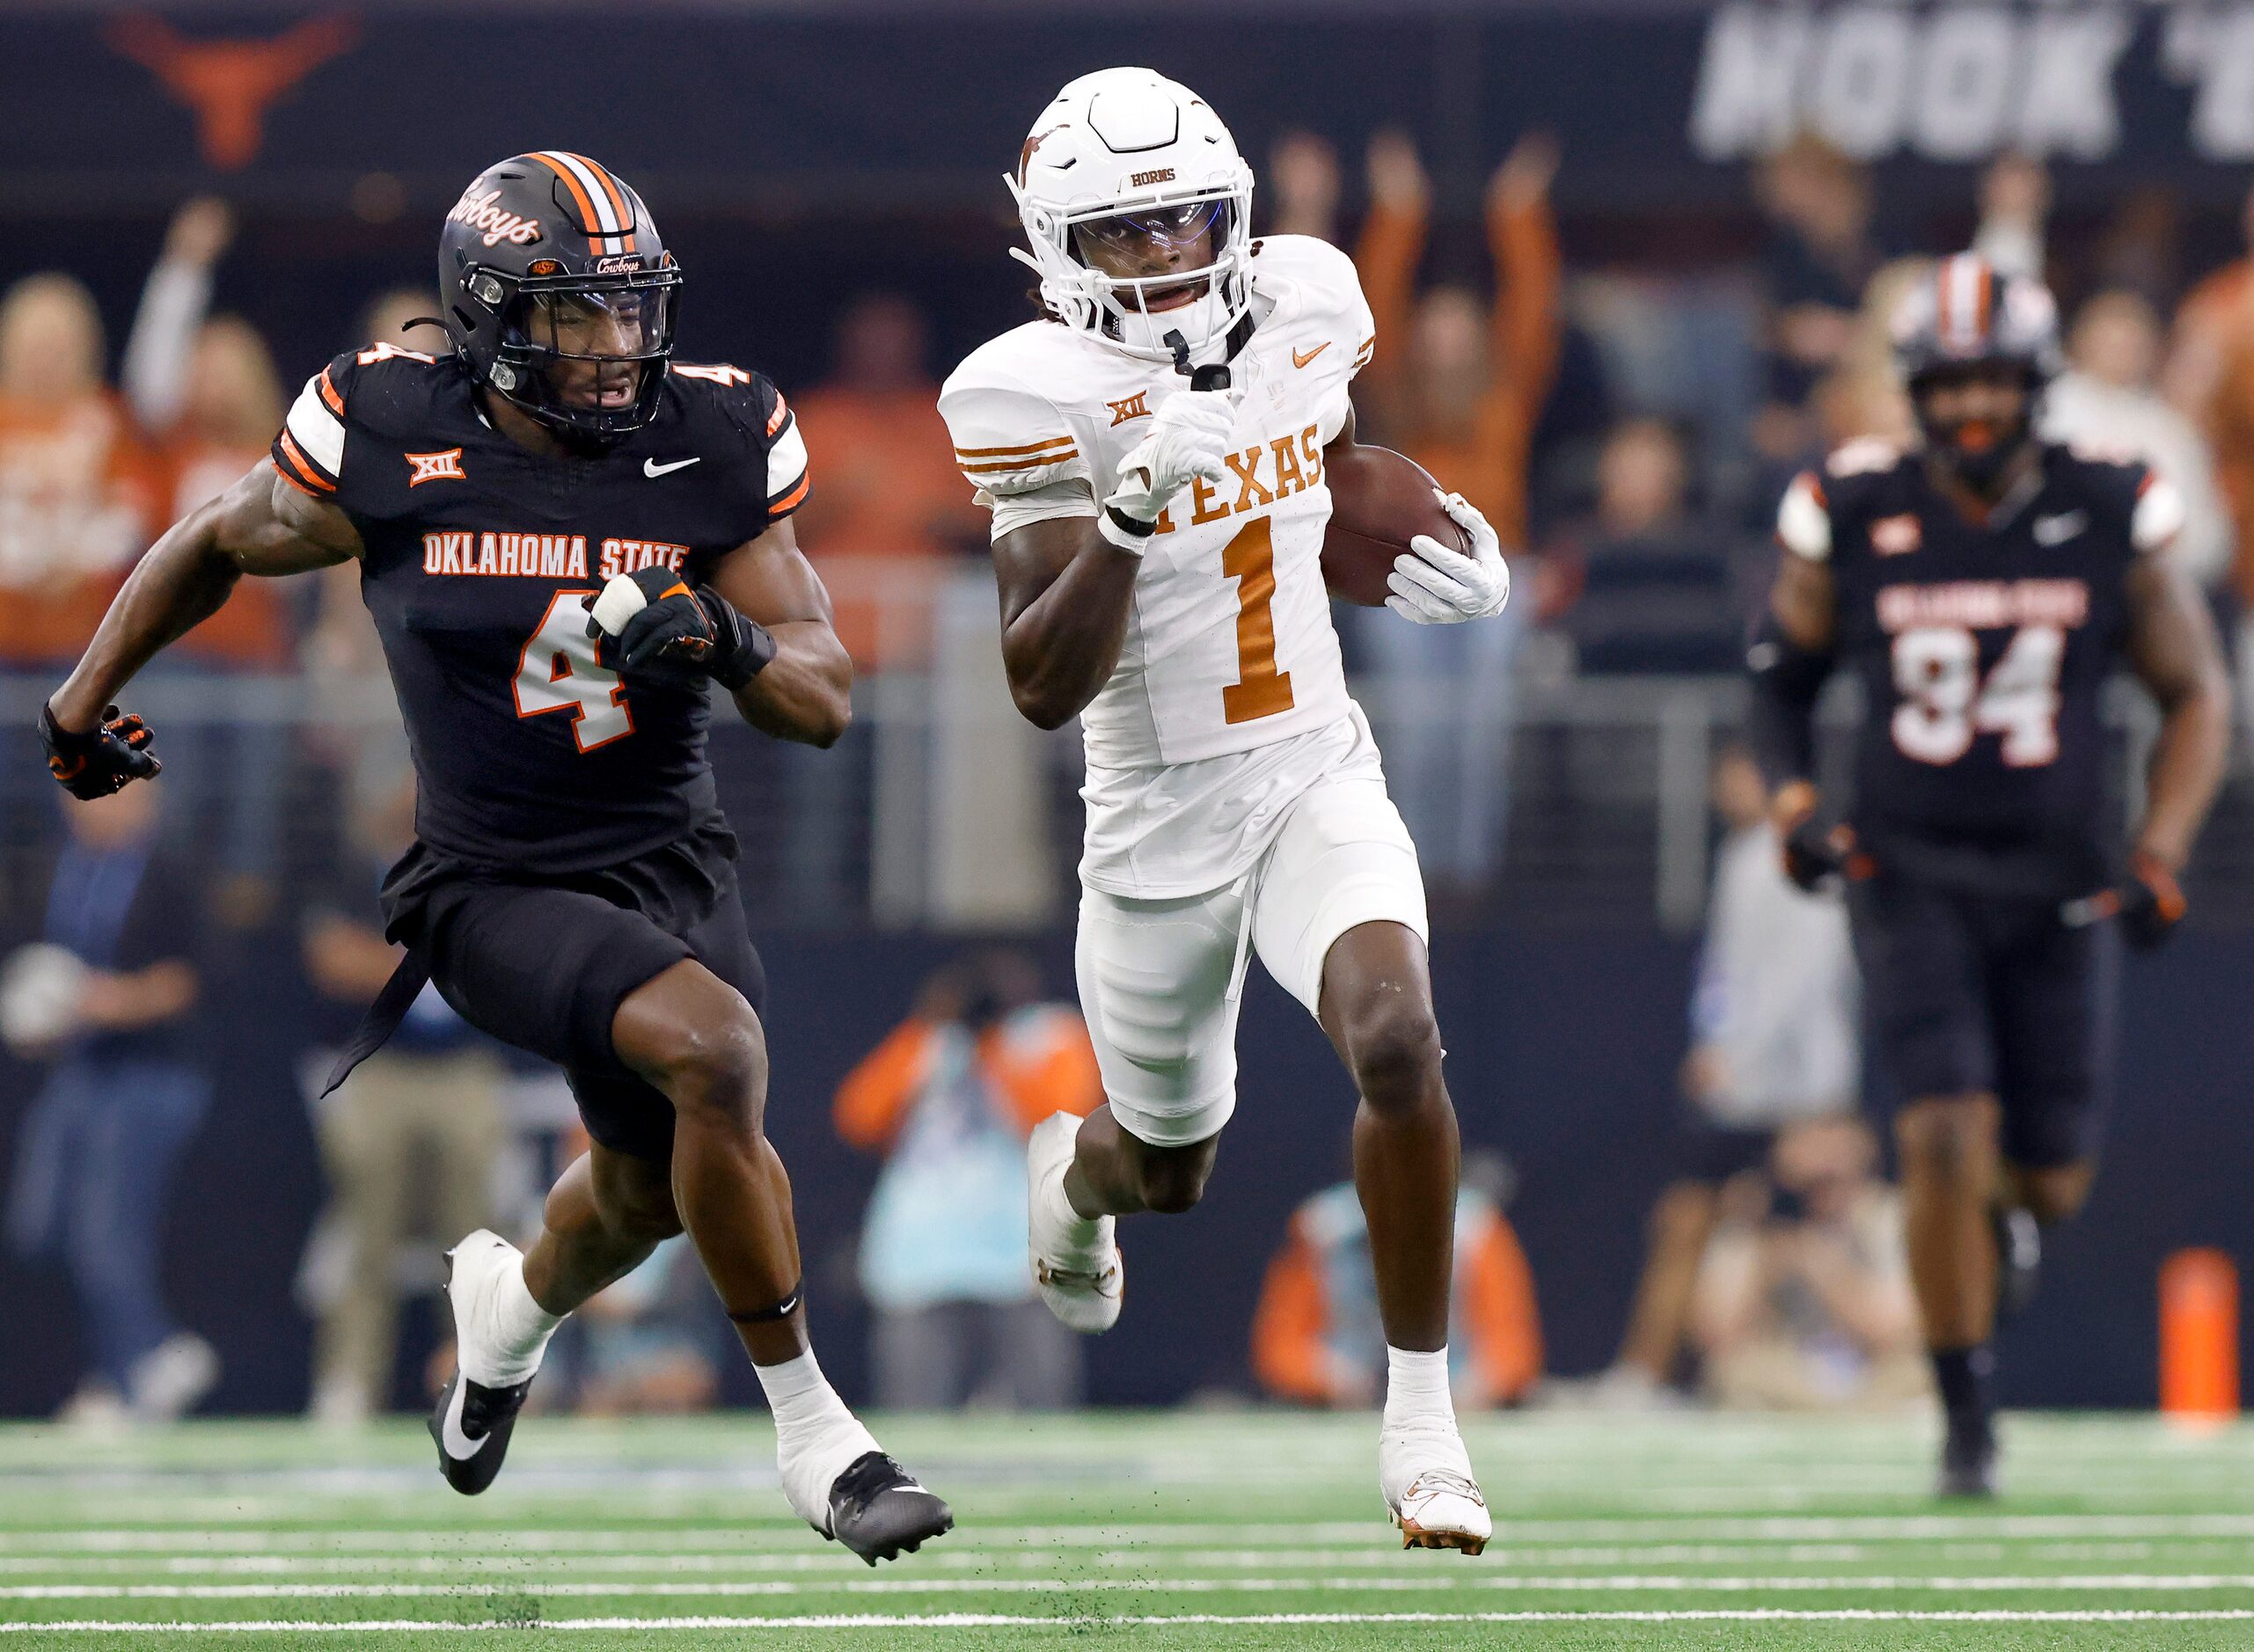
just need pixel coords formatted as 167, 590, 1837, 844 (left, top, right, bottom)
516, 592, 634, 751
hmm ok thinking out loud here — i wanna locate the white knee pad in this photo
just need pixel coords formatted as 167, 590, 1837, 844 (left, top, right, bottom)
1075, 885, 1246, 1149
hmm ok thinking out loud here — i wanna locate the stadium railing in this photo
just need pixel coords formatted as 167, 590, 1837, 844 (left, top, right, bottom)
3, 572, 2249, 936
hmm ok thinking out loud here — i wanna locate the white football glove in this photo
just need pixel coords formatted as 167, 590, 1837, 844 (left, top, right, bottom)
1101, 389, 1237, 548
1387, 490, 1512, 625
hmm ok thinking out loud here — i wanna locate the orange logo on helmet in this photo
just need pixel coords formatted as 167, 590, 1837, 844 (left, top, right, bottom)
406, 448, 466, 486
1018, 125, 1067, 186
530, 259, 560, 275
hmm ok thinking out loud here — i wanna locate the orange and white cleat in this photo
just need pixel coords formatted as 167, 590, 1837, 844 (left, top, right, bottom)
1379, 1420, 1491, 1554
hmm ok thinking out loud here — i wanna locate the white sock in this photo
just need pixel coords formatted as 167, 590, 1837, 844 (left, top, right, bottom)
1384, 1345, 1456, 1429
754, 1350, 853, 1436
1037, 1162, 1104, 1259
472, 1255, 563, 1386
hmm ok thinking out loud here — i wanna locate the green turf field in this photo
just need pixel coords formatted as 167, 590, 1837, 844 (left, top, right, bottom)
2, 1410, 2251, 1648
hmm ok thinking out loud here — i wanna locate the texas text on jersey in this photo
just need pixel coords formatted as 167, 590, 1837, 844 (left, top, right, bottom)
1775, 436, 2184, 896
274, 346, 809, 872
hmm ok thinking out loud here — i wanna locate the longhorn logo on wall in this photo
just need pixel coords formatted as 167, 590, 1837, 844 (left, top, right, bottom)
1693, 3, 2254, 163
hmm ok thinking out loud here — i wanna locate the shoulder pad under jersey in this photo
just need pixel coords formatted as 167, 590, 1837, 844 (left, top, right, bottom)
939, 327, 1099, 500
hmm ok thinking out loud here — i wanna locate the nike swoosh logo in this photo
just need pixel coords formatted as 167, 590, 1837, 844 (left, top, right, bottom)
438, 1378, 485, 1462
2032, 511, 2086, 545
1292, 342, 1331, 369
644, 457, 701, 478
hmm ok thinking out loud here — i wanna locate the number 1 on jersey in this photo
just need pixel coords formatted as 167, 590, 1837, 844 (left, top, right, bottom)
1222, 517, 1295, 724
515, 591, 634, 752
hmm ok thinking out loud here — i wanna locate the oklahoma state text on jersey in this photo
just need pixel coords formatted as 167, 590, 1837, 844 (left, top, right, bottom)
272, 346, 809, 872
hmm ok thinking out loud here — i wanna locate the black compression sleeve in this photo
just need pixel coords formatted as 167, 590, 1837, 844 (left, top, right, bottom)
1745, 610, 1833, 791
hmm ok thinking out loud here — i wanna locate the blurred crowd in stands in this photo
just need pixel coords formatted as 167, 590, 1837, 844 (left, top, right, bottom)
11, 131, 2254, 909
8, 125, 2254, 1420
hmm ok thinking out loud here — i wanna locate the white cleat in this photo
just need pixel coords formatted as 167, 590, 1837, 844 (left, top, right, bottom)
428, 1230, 542, 1495
1379, 1418, 1492, 1555
1027, 1111, 1123, 1333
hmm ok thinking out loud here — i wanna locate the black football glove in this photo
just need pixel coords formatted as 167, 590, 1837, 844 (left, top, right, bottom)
585, 566, 778, 691
40, 701, 159, 799
1775, 784, 1871, 893
2062, 852, 2187, 952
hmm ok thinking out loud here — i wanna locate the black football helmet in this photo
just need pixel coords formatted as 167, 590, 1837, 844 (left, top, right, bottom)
1891, 252, 2062, 488
437, 152, 682, 444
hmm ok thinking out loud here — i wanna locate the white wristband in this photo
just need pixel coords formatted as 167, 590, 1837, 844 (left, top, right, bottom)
1097, 508, 1155, 557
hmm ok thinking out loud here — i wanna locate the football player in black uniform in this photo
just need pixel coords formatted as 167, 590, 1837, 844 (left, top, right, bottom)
1750, 254, 2230, 1496
37, 152, 952, 1562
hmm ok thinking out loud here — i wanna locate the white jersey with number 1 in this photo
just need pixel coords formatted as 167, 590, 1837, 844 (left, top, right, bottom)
937, 233, 1379, 899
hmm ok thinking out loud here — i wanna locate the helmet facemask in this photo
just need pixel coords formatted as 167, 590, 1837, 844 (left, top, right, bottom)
472, 265, 682, 444
1011, 175, 1254, 361
1908, 360, 2041, 494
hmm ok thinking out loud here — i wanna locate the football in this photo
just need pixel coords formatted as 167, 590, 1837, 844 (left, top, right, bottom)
1321, 443, 1474, 607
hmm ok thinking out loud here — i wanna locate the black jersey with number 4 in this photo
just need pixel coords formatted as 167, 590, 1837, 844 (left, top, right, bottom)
1775, 439, 2180, 897
272, 345, 809, 873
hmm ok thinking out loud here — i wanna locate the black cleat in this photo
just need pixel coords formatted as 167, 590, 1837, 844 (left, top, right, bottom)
825, 1451, 953, 1565
428, 1370, 533, 1495
1937, 1413, 1999, 1500
1994, 1206, 2042, 1326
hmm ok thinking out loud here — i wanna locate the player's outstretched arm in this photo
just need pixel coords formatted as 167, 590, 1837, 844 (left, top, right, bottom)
702, 517, 853, 747
2124, 553, 2231, 871
49, 459, 362, 735
991, 513, 1139, 730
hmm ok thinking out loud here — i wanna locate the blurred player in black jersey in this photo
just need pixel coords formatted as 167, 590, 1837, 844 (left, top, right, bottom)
1750, 254, 2229, 1497
36, 153, 950, 1562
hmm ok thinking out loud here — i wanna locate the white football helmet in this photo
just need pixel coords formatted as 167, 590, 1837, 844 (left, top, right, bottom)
1006, 67, 1255, 362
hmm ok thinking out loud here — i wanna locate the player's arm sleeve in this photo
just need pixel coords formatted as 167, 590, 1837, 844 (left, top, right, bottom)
936, 373, 1094, 542
271, 354, 355, 501
1746, 471, 1838, 790
757, 381, 811, 520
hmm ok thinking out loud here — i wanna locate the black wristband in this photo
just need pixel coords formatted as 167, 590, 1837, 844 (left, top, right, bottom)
713, 620, 778, 692
1103, 504, 1158, 540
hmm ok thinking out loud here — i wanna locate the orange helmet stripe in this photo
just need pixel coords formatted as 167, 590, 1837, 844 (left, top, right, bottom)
560, 150, 636, 247
528, 152, 603, 237
531, 150, 639, 256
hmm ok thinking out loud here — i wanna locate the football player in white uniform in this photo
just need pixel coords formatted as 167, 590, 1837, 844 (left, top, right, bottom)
938, 69, 1512, 1553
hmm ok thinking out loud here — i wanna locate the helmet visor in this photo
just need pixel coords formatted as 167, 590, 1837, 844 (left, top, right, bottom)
503, 284, 675, 416
1070, 198, 1231, 311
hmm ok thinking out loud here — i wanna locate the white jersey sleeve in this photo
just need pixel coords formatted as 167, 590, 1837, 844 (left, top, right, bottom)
938, 355, 1099, 540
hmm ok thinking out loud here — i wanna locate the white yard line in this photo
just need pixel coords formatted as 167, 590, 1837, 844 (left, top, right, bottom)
8, 1609, 2254, 1632
6, 1574, 2254, 1600
0, 1543, 1906, 1575
7, 1514, 2254, 1551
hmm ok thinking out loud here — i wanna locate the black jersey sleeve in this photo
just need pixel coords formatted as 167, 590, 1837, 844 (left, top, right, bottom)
667, 362, 811, 540
2055, 445, 2184, 559
270, 341, 452, 521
